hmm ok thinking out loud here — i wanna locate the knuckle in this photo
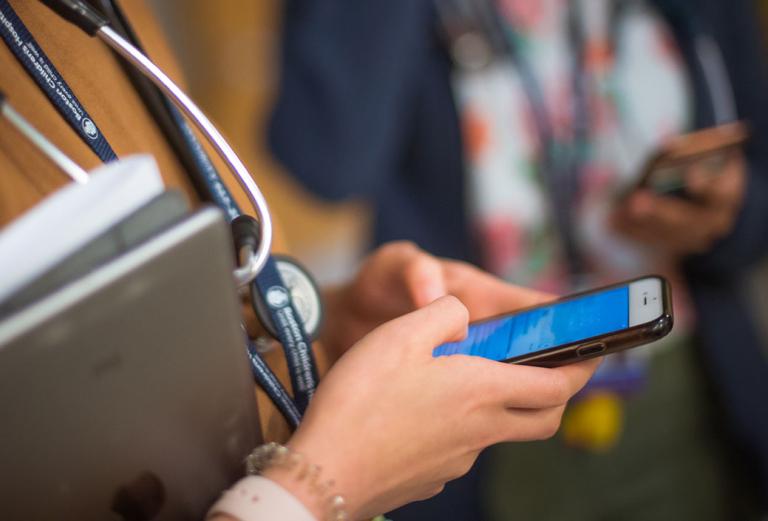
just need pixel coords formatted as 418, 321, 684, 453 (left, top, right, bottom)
456, 299, 470, 324
471, 429, 496, 451
455, 462, 473, 480
377, 240, 419, 261
535, 409, 565, 440
536, 423, 559, 441
428, 484, 446, 498
415, 484, 445, 502
450, 454, 478, 480
440, 294, 469, 320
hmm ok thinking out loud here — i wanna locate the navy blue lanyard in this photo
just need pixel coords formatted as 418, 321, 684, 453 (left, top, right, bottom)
246, 337, 302, 428
502, 10, 589, 281
150, 99, 319, 412
0, 0, 117, 163
95, 0, 320, 414
0, 0, 318, 420
435, 0, 591, 281
501, 3, 630, 283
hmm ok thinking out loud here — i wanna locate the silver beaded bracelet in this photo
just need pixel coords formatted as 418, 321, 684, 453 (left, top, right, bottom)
246, 442, 349, 521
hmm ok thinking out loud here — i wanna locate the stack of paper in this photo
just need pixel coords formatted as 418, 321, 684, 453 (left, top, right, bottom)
0, 155, 165, 306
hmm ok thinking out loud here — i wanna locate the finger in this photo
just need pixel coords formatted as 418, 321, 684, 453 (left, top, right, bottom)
410, 483, 447, 503
684, 161, 718, 198
627, 191, 704, 228
621, 192, 723, 252
434, 453, 480, 484
448, 356, 600, 410
629, 204, 731, 253
359, 242, 446, 318
441, 261, 553, 321
373, 295, 469, 352
403, 251, 448, 308
552, 358, 602, 396
622, 189, 656, 219
472, 405, 567, 446
685, 152, 746, 209
614, 192, 695, 251
489, 361, 601, 443
616, 217, 713, 254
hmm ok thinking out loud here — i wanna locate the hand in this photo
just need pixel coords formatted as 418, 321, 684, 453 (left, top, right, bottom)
322, 242, 550, 358
613, 151, 746, 256
275, 297, 600, 519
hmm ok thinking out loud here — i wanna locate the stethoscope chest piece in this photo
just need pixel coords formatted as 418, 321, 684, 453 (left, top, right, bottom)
252, 255, 323, 342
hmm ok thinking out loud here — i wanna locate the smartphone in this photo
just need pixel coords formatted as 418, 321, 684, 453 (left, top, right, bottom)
433, 276, 673, 367
637, 122, 748, 196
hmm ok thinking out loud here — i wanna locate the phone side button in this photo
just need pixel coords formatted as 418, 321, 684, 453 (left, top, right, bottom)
577, 343, 607, 357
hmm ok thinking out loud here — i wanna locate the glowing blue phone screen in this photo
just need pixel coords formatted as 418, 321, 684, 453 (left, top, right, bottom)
433, 286, 629, 361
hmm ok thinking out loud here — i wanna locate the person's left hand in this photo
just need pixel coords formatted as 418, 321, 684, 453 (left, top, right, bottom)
613, 151, 746, 256
321, 241, 551, 359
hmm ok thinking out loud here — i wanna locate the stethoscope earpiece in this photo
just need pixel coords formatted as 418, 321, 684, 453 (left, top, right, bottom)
39, 0, 108, 35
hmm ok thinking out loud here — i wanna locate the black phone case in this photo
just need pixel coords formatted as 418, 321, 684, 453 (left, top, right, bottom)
501, 276, 674, 368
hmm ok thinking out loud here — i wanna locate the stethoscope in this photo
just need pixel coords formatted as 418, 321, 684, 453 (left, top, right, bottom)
35, 0, 274, 290
436, 0, 737, 283
0, 0, 320, 428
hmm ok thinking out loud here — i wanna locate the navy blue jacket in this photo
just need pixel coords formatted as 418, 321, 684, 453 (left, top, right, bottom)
270, 0, 768, 511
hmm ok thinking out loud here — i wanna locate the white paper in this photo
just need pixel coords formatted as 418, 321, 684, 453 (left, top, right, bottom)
0, 155, 164, 303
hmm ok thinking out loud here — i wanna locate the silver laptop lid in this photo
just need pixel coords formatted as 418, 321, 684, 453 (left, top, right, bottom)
0, 207, 261, 520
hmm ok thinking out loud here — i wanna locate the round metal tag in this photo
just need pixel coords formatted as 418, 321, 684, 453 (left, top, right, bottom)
252, 255, 323, 341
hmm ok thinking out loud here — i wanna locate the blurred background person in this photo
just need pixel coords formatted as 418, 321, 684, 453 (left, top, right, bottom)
266, 0, 768, 520
146, 0, 768, 519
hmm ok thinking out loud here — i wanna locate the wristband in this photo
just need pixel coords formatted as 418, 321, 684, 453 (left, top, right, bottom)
208, 443, 349, 521
246, 443, 349, 521
207, 475, 316, 521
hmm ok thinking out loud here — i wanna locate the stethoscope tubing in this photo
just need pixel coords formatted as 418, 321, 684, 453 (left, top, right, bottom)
97, 25, 273, 287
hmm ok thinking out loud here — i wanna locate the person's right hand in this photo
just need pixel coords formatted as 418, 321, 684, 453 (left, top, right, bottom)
268, 296, 599, 520
613, 150, 746, 256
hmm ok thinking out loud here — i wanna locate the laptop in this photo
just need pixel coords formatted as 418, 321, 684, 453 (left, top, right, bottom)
0, 207, 261, 520
0, 190, 189, 318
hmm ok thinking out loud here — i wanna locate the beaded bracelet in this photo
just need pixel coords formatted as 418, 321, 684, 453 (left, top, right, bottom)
246, 442, 349, 521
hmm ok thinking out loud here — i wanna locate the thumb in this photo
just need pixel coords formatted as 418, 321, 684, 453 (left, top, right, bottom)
372, 296, 469, 354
